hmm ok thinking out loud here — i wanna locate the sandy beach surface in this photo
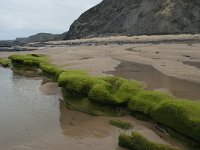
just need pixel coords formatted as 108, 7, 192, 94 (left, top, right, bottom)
1, 34, 200, 83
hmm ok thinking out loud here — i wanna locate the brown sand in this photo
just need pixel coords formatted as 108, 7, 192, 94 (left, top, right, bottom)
1, 35, 200, 83
107, 61, 200, 100
39, 82, 61, 95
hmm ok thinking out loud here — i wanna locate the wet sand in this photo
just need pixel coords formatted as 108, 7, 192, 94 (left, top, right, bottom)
183, 61, 200, 69
108, 61, 200, 101
39, 82, 61, 95
1, 35, 200, 83
1, 37, 200, 100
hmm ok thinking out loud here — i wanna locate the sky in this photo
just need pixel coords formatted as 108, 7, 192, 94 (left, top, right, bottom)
0, 0, 102, 40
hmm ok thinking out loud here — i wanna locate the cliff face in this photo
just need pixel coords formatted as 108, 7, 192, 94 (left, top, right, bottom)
65, 0, 200, 39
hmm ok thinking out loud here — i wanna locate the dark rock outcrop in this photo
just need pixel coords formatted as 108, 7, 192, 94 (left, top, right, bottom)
65, 0, 200, 40
0, 40, 15, 47
16, 32, 67, 44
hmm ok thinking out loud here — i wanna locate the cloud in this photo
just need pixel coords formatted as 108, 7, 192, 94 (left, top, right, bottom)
0, 0, 102, 40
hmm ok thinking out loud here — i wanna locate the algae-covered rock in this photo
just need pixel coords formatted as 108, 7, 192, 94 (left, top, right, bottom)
109, 120, 133, 130
0, 58, 10, 68
9, 54, 48, 66
152, 99, 200, 143
119, 132, 179, 150
39, 63, 64, 79
128, 91, 173, 117
58, 73, 143, 106
128, 91, 200, 142
62, 89, 128, 116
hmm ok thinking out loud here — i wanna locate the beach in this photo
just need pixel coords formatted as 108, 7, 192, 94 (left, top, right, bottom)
1, 34, 200, 83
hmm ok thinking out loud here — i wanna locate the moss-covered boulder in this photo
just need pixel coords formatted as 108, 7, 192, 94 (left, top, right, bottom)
128, 91, 200, 142
152, 99, 200, 143
89, 77, 143, 106
119, 132, 179, 150
58, 70, 94, 96
128, 91, 173, 117
102, 77, 143, 104
0, 58, 10, 67
59, 73, 143, 106
8, 54, 64, 79
62, 89, 127, 116
109, 120, 133, 130
39, 63, 64, 79
9, 54, 48, 66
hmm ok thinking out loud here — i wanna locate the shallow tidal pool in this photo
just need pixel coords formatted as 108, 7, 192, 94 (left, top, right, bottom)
0, 67, 125, 150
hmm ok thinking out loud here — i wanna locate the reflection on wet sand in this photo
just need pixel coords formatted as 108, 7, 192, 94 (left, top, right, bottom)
40, 82, 61, 95
107, 61, 200, 101
12, 66, 41, 78
59, 99, 189, 150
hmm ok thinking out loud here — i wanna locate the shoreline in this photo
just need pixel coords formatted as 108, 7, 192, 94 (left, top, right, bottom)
32, 34, 200, 47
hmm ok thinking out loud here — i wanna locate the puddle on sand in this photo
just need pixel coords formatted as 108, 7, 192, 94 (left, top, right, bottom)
183, 61, 200, 69
0, 67, 193, 150
107, 61, 200, 101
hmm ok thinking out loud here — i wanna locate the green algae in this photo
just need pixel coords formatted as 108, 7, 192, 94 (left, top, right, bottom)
39, 63, 64, 79
62, 89, 128, 116
152, 99, 200, 143
128, 91, 200, 143
119, 132, 179, 150
0, 58, 10, 68
59, 72, 143, 106
109, 120, 133, 130
128, 91, 173, 117
89, 76, 143, 106
9, 54, 48, 67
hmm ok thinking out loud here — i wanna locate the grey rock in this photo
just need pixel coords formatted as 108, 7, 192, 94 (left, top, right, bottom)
65, 0, 200, 39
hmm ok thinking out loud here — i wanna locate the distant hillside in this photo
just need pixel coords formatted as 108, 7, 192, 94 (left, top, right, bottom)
16, 32, 67, 44
65, 0, 200, 39
0, 40, 15, 47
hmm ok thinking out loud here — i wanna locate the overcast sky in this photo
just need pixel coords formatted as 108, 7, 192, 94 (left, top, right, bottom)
0, 0, 102, 40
